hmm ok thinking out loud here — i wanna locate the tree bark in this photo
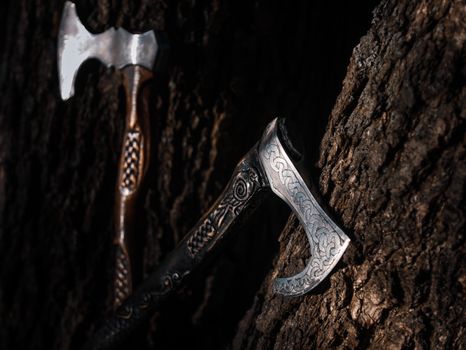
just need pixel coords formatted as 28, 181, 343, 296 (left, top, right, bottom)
0, 0, 463, 350
234, 0, 466, 349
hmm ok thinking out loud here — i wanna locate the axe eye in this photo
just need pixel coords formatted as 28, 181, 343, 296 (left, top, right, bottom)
277, 118, 303, 162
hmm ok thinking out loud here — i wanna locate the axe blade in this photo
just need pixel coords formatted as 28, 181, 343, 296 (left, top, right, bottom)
87, 118, 350, 348
258, 118, 350, 296
57, 1, 158, 100
58, 1, 91, 100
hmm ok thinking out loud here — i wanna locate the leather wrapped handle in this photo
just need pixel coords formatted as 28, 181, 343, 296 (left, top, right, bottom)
113, 65, 153, 308
86, 148, 269, 350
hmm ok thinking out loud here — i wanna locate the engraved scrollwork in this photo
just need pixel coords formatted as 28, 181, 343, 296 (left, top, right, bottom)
259, 122, 349, 296
138, 293, 152, 310
187, 163, 261, 256
233, 177, 249, 200
116, 304, 133, 320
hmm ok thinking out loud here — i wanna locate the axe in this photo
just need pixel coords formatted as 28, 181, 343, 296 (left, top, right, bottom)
88, 118, 350, 349
58, 1, 168, 307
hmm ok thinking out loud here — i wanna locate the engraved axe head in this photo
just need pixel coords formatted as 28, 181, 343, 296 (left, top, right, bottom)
57, 1, 167, 100
258, 118, 350, 296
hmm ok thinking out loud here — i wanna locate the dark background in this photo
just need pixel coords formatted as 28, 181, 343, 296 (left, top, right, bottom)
0, 0, 413, 349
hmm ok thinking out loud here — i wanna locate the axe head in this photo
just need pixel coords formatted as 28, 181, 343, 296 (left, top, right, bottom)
58, 1, 166, 100
259, 118, 350, 296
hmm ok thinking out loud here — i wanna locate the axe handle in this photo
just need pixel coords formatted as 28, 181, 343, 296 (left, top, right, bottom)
87, 149, 269, 350
113, 65, 153, 308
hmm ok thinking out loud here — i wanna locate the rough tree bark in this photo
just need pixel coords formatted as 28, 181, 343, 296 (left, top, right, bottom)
235, 1, 466, 349
0, 0, 464, 350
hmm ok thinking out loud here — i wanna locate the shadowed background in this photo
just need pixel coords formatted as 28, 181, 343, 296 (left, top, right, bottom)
1, 0, 464, 349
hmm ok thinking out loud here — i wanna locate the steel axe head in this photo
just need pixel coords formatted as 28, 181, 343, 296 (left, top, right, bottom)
258, 119, 350, 296
58, 1, 163, 100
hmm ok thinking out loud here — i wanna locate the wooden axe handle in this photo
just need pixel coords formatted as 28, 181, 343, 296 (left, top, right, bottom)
113, 65, 153, 308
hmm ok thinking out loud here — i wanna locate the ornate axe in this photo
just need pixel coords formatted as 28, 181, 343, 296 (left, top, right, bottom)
88, 118, 350, 349
57, 1, 168, 307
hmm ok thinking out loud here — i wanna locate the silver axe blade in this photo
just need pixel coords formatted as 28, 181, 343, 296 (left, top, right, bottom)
87, 118, 350, 349
57, 1, 158, 100
258, 119, 350, 296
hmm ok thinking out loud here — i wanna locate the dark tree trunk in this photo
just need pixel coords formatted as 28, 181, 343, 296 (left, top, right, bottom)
234, 1, 466, 349
0, 0, 463, 350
